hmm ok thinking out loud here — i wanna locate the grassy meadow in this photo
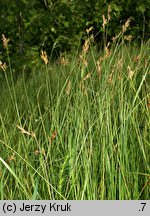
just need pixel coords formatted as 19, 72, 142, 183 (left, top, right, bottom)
0, 37, 150, 200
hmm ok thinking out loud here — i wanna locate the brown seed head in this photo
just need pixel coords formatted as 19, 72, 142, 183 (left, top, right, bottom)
108, 5, 112, 21
65, 80, 71, 95
124, 35, 133, 41
102, 14, 107, 28
122, 18, 131, 33
16, 125, 36, 137
49, 130, 57, 144
0, 61, 7, 72
127, 66, 134, 79
34, 150, 40, 155
2, 34, 10, 49
86, 26, 94, 34
83, 38, 90, 54
58, 54, 69, 66
79, 54, 88, 67
7, 154, 15, 163
41, 148, 46, 156
105, 42, 111, 58
83, 72, 91, 81
41, 50, 48, 65
97, 60, 102, 78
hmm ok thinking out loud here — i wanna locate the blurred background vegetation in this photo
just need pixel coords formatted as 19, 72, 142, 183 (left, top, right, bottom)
0, 0, 150, 74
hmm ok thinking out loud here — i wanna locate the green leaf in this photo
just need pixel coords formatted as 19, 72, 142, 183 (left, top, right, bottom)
137, 5, 146, 13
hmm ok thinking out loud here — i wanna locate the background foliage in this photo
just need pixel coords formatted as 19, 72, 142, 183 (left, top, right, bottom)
0, 0, 150, 71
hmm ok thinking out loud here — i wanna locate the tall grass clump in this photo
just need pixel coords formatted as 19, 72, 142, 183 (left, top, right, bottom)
0, 20, 150, 200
